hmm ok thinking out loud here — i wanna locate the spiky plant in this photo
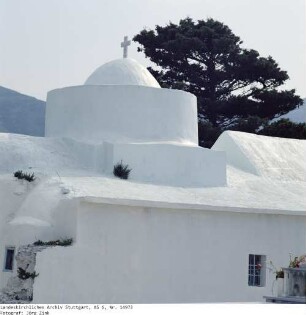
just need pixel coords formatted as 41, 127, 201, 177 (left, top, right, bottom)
13, 170, 36, 182
113, 161, 131, 180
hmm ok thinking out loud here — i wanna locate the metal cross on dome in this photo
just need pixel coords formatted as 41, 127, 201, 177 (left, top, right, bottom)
121, 36, 131, 58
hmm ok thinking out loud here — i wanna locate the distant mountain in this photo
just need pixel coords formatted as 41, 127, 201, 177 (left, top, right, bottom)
0, 86, 45, 136
277, 99, 306, 123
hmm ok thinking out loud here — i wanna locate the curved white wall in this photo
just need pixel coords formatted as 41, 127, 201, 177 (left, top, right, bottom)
45, 85, 198, 145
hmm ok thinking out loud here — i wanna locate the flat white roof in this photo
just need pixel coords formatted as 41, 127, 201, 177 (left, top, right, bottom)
62, 169, 306, 215
0, 131, 305, 218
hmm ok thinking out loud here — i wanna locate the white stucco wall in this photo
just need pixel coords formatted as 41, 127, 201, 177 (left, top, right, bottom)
109, 142, 226, 187
0, 176, 27, 289
45, 85, 198, 145
0, 176, 78, 289
33, 202, 306, 303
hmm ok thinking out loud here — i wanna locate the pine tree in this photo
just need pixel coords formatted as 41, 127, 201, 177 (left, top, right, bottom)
134, 18, 304, 147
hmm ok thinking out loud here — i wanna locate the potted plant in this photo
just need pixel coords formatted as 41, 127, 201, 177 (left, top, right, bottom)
289, 254, 306, 268
269, 261, 285, 297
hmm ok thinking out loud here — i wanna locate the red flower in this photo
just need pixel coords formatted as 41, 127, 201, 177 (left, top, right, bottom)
256, 263, 262, 270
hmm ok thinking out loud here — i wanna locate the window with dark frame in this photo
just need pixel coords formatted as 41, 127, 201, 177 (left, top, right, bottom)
248, 254, 266, 286
4, 247, 15, 271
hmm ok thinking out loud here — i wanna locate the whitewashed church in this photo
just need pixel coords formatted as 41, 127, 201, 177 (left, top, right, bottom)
0, 38, 305, 303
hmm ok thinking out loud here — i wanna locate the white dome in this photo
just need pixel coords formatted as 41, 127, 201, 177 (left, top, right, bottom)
84, 58, 161, 88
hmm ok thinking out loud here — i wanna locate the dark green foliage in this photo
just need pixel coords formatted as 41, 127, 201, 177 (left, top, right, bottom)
259, 119, 306, 139
228, 116, 267, 133
198, 121, 222, 148
275, 269, 284, 279
14, 170, 36, 182
32, 240, 44, 246
23, 173, 35, 182
17, 267, 39, 280
33, 238, 73, 247
113, 161, 131, 180
13, 170, 23, 179
134, 18, 303, 147
59, 238, 73, 246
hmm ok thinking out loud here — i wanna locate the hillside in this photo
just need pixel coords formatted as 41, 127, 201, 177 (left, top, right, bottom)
0, 86, 45, 136
277, 99, 306, 123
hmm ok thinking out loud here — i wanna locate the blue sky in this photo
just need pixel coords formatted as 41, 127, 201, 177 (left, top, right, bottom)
0, 0, 305, 100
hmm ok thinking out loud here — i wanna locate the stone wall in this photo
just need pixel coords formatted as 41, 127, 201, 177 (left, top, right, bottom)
0, 245, 47, 303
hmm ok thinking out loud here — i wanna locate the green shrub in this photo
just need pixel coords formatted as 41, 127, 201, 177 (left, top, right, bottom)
13, 170, 23, 179
33, 238, 73, 247
17, 267, 39, 280
113, 161, 131, 180
13, 170, 36, 182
